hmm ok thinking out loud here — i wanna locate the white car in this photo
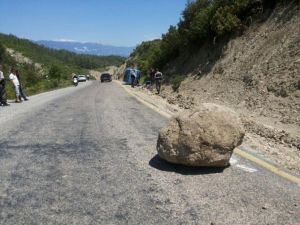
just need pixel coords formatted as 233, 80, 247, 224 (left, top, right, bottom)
77, 75, 87, 82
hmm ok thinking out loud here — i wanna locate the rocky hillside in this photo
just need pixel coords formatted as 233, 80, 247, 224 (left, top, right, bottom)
116, 1, 300, 171
161, 2, 299, 140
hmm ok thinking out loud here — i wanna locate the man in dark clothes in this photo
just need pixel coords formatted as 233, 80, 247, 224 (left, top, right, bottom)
15, 69, 28, 101
130, 68, 137, 88
149, 68, 155, 85
0, 64, 10, 106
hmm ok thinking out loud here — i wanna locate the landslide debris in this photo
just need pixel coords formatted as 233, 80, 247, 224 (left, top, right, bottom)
157, 103, 245, 167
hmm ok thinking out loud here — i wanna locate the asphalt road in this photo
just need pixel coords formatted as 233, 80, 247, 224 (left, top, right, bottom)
0, 81, 299, 225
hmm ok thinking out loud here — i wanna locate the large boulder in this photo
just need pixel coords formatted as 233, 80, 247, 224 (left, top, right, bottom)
157, 103, 245, 167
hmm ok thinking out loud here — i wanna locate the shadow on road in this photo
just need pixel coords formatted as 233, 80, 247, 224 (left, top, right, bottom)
149, 154, 227, 175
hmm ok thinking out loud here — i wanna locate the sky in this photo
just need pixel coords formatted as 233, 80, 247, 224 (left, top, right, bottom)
0, 0, 187, 47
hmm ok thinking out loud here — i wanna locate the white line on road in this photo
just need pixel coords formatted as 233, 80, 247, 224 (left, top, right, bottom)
230, 156, 258, 173
236, 164, 258, 173
229, 157, 238, 165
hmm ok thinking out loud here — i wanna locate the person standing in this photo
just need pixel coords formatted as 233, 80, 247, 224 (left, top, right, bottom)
149, 68, 155, 85
9, 68, 21, 103
135, 69, 141, 86
130, 68, 137, 88
154, 68, 163, 94
0, 64, 9, 106
15, 69, 28, 101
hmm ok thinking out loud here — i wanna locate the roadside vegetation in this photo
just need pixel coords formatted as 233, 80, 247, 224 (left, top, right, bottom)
0, 33, 125, 98
129, 0, 295, 89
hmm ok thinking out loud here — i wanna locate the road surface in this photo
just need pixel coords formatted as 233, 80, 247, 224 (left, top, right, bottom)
0, 81, 299, 225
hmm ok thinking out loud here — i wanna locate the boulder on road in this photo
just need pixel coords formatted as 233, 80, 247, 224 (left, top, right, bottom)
157, 103, 245, 167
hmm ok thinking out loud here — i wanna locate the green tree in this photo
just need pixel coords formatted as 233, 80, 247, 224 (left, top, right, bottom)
160, 26, 181, 62
0, 43, 6, 63
49, 64, 62, 80
211, 5, 242, 36
48, 64, 63, 87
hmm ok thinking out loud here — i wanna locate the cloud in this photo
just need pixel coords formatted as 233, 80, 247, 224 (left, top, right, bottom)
54, 38, 77, 42
143, 34, 161, 42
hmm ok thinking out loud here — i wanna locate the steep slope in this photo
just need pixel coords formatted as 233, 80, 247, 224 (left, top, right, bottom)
162, 3, 299, 133
158, 4, 300, 171
119, 2, 300, 171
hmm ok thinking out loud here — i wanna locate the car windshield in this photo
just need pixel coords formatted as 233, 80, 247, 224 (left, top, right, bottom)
102, 74, 110, 77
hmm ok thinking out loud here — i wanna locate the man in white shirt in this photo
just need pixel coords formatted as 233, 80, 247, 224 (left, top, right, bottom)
9, 68, 21, 103
0, 64, 9, 106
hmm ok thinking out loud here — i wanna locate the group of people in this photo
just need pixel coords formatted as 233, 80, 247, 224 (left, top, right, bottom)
129, 67, 163, 94
0, 64, 29, 106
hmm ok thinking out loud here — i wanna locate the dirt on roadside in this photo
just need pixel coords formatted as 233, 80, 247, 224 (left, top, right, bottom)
114, 4, 300, 173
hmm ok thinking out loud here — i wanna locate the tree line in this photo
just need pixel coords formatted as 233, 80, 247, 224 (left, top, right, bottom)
0, 33, 125, 70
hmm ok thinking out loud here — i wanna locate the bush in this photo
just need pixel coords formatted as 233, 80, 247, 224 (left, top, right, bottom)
189, 7, 213, 42
48, 64, 63, 87
128, 39, 162, 76
160, 26, 182, 62
0, 43, 5, 63
211, 5, 242, 36
170, 75, 185, 91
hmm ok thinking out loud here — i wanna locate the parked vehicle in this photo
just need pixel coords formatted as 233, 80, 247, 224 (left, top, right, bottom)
77, 75, 87, 82
123, 68, 141, 85
101, 73, 112, 82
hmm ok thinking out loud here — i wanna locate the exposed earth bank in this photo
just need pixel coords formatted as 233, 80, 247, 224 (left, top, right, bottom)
114, 4, 300, 172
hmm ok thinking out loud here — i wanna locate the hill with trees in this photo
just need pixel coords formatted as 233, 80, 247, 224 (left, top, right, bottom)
129, 0, 295, 81
124, 0, 300, 171
0, 33, 125, 97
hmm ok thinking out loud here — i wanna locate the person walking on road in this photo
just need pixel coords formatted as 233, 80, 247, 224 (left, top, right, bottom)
154, 68, 163, 94
9, 68, 21, 103
16, 69, 28, 101
0, 64, 10, 106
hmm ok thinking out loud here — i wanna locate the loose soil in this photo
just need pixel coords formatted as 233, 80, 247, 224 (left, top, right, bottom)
115, 4, 300, 172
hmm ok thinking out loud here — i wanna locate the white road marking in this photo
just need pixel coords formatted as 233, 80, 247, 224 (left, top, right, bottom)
230, 157, 238, 165
236, 164, 258, 173
230, 156, 257, 173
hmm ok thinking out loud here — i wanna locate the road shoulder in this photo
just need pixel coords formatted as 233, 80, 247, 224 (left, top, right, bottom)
114, 80, 300, 187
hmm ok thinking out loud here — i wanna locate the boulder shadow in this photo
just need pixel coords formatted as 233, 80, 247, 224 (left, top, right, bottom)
149, 154, 228, 175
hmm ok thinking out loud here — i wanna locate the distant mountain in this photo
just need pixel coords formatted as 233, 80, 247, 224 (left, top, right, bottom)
36, 40, 134, 57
